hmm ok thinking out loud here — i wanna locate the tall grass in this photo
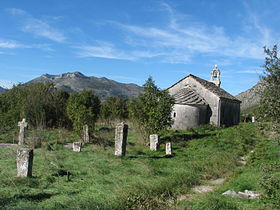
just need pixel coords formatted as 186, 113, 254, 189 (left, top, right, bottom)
0, 123, 277, 209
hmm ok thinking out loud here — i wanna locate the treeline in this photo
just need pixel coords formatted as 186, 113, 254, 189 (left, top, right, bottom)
0, 83, 129, 132
0, 78, 174, 142
0, 83, 70, 132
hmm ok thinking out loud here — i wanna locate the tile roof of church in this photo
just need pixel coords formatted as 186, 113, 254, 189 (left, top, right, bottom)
172, 86, 208, 105
189, 74, 241, 102
167, 74, 241, 103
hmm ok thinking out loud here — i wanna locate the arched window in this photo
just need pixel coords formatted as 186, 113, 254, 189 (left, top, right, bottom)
213, 71, 218, 80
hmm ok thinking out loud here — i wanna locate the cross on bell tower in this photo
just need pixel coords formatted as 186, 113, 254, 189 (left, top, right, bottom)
210, 64, 221, 87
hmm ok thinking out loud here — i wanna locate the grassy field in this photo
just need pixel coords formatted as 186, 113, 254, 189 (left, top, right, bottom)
0, 123, 279, 209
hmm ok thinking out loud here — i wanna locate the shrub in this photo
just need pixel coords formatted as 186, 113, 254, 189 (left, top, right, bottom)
259, 163, 280, 206
67, 90, 100, 135
129, 77, 174, 142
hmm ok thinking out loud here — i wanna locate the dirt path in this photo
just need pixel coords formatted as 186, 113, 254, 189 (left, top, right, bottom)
0, 143, 18, 148
177, 178, 226, 202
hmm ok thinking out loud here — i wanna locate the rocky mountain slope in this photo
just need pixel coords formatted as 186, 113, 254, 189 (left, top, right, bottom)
28, 72, 143, 99
235, 81, 264, 111
0, 87, 7, 94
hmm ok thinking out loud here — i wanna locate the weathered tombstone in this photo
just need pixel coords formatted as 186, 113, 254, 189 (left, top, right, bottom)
150, 134, 159, 151
252, 116, 255, 123
166, 142, 172, 155
83, 125, 90, 144
18, 118, 28, 145
114, 122, 128, 156
73, 142, 81, 152
17, 148, 33, 177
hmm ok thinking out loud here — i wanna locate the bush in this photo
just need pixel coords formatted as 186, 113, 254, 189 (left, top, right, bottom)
129, 77, 174, 142
67, 90, 100, 135
259, 163, 280, 206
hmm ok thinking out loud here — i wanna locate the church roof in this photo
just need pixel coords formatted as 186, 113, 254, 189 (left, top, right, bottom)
189, 75, 240, 102
172, 86, 208, 105
167, 74, 241, 103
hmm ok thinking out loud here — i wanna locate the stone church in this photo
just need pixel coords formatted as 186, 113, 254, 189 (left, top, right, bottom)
167, 65, 241, 129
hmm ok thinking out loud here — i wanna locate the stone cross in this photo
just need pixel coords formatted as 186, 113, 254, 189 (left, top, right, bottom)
114, 122, 128, 156
17, 148, 33, 177
150, 134, 159, 151
165, 142, 172, 155
73, 142, 81, 152
18, 118, 28, 145
83, 125, 89, 144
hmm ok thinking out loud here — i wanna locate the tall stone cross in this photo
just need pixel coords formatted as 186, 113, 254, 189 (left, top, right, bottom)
18, 118, 28, 145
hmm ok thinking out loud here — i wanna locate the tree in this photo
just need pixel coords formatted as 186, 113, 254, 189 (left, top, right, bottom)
259, 45, 280, 123
129, 77, 174, 142
66, 90, 100, 134
0, 83, 70, 132
100, 96, 129, 124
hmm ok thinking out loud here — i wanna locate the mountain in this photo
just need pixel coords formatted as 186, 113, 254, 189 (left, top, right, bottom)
28, 72, 143, 99
235, 81, 264, 112
0, 87, 7, 94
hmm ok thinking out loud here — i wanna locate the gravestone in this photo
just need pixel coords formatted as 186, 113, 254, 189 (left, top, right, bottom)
83, 125, 89, 144
150, 134, 159, 151
73, 142, 81, 152
114, 122, 128, 156
17, 148, 33, 177
166, 142, 172, 155
252, 116, 255, 123
18, 118, 28, 145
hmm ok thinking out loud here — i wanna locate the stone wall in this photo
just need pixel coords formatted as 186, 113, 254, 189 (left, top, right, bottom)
172, 104, 208, 129
187, 77, 220, 125
220, 99, 240, 126
168, 76, 220, 126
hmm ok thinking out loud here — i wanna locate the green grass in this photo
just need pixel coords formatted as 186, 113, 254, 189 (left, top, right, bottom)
179, 123, 280, 210
0, 123, 279, 209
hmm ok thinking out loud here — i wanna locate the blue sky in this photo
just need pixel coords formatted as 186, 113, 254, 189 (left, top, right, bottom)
0, 0, 279, 95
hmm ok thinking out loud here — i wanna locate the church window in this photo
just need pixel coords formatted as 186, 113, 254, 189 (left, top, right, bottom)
213, 71, 218, 80
173, 112, 176, 118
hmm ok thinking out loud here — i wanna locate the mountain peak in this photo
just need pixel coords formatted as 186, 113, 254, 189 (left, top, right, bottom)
28, 72, 143, 99
61, 72, 86, 78
235, 80, 264, 111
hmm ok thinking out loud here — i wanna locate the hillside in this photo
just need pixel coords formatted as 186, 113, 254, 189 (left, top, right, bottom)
0, 123, 279, 209
235, 81, 264, 112
0, 87, 7, 94
28, 72, 143, 99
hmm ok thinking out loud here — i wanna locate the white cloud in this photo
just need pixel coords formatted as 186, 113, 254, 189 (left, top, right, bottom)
7, 8, 66, 43
75, 42, 135, 60
0, 38, 54, 52
81, 3, 278, 63
237, 70, 263, 74
0, 40, 23, 48
75, 41, 168, 61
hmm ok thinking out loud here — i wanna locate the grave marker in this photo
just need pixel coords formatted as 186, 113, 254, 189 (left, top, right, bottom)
73, 142, 81, 152
17, 148, 33, 177
83, 125, 90, 144
18, 118, 27, 145
166, 142, 172, 155
115, 122, 128, 156
150, 134, 159, 151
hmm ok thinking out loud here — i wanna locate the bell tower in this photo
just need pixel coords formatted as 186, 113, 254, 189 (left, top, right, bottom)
210, 64, 221, 87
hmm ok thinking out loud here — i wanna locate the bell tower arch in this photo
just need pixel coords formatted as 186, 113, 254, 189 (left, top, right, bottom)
210, 64, 221, 87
